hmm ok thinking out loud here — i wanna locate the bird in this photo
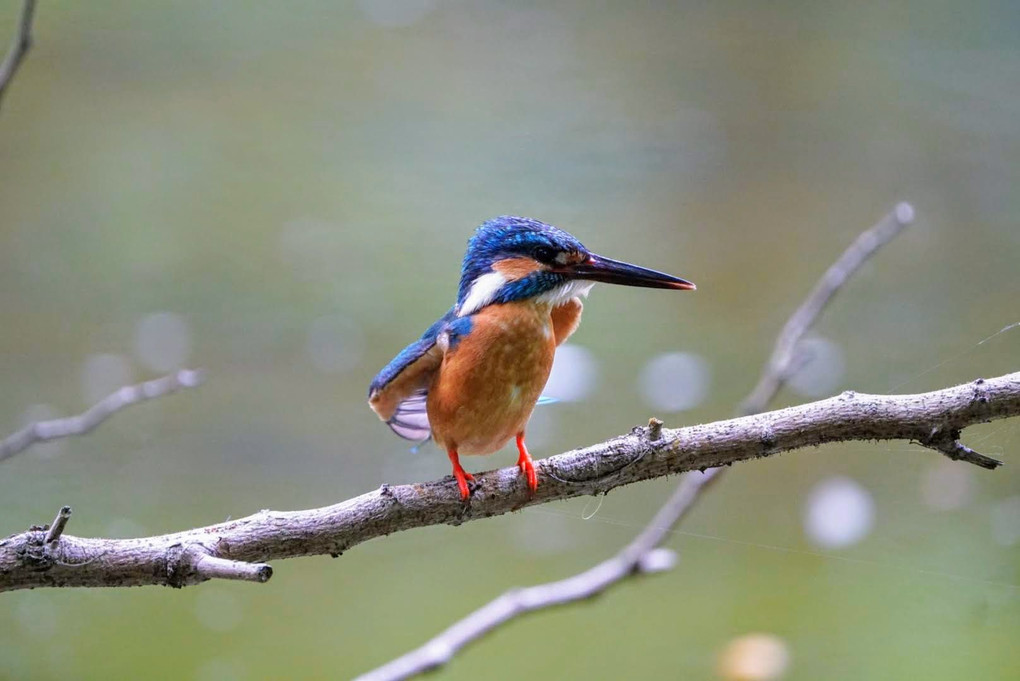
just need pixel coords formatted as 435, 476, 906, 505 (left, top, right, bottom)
368, 216, 695, 500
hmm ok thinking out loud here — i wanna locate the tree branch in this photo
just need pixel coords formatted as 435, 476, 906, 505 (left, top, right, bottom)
0, 369, 205, 464
2, 372, 1015, 592
358, 203, 916, 680
0, 0, 36, 112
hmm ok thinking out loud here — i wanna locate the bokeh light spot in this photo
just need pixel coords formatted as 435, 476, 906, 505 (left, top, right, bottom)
787, 336, 846, 398
543, 344, 598, 402
638, 352, 711, 412
803, 476, 874, 549
718, 633, 791, 681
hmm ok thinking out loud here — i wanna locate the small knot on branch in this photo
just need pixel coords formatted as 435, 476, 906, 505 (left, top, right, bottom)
422, 640, 454, 669
894, 202, 915, 225
637, 547, 678, 574
972, 378, 989, 406
44, 506, 72, 544
646, 418, 664, 441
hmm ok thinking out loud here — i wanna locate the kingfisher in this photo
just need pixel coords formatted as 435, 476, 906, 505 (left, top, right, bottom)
368, 216, 695, 500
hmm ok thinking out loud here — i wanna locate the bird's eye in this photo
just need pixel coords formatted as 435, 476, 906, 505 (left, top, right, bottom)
534, 246, 556, 262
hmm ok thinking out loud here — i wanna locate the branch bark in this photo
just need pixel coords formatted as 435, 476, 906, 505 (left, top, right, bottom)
0, 0, 36, 112
2, 372, 1015, 592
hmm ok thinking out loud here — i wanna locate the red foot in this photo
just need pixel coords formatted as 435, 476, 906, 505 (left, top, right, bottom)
515, 433, 538, 494
447, 449, 475, 500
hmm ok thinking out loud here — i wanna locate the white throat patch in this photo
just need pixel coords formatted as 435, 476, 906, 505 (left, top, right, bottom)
458, 274, 595, 316
457, 271, 508, 317
535, 280, 595, 306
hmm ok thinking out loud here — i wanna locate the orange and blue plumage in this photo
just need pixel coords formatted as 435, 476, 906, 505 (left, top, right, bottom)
369, 216, 695, 499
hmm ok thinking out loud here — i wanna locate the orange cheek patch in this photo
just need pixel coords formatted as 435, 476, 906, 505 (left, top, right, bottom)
493, 257, 543, 280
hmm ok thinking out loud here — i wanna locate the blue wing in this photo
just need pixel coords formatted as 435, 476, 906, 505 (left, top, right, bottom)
368, 307, 456, 442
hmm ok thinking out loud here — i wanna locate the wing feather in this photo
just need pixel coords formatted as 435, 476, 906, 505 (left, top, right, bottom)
385, 389, 432, 441
368, 307, 454, 441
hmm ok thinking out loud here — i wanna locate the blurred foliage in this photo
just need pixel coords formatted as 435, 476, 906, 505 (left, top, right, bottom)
1, 1, 1018, 679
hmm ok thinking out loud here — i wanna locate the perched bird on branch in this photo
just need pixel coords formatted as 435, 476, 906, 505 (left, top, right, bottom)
369, 216, 695, 499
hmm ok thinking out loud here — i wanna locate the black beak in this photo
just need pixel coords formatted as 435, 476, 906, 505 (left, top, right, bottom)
565, 253, 696, 291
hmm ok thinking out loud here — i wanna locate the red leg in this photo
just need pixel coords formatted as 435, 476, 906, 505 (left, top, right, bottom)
447, 448, 475, 500
515, 432, 538, 494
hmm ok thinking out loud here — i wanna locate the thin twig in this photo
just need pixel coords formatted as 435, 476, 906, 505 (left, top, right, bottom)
2, 371, 1015, 592
356, 203, 916, 680
44, 506, 71, 544
194, 554, 273, 584
0, 0, 36, 111
0, 369, 205, 464
741, 203, 915, 414
920, 420, 1002, 470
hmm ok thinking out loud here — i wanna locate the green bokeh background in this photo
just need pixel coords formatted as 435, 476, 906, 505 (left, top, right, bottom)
1, 2, 1018, 679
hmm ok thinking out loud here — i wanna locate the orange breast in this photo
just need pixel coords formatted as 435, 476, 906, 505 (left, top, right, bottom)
427, 301, 556, 456
550, 297, 583, 346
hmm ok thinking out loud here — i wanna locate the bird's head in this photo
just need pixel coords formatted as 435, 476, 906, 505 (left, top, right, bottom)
456, 216, 694, 316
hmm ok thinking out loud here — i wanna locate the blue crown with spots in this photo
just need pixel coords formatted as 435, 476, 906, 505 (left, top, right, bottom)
457, 216, 586, 306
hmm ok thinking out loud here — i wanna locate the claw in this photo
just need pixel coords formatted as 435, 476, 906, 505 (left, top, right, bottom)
515, 433, 538, 494
453, 468, 475, 500
447, 448, 475, 500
